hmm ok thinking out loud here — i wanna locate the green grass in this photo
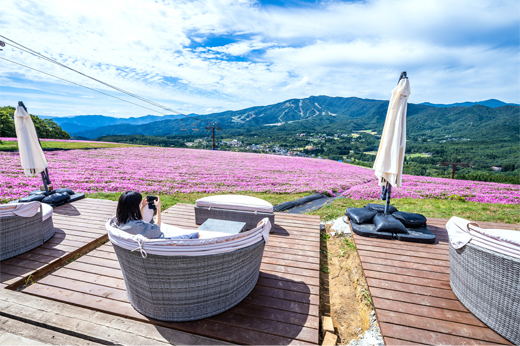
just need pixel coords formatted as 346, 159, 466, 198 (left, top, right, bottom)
0, 141, 139, 151
308, 198, 520, 224
87, 191, 311, 211
406, 153, 430, 158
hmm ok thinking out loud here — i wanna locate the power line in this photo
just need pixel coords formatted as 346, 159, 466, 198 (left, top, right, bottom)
0, 35, 198, 120
0, 56, 170, 115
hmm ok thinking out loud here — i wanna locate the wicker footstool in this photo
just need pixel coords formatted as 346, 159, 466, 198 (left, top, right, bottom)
0, 202, 55, 261
195, 195, 275, 230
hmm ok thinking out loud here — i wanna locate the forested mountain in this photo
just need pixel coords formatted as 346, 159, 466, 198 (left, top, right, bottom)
0, 106, 70, 139
420, 99, 519, 108
71, 96, 519, 143
41, 114, 185, 135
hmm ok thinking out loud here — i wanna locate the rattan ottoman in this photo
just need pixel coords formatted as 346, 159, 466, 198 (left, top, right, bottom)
195, 195, 275, 230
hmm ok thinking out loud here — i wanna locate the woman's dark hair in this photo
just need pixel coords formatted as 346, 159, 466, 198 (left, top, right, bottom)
116, 191, 142, 225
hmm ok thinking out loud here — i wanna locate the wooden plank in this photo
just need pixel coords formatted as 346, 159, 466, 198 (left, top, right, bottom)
23, 285, 315, 345
379, 322, 505, 345
366, 275, 458, 300
365, 272, 453, 291
0, 289, 228, 345
0, 315, 100, 345
371, 298, 486, 327
358, 254, 450, 274
322, 332, 337, 346
360, 262, 450, 282
37, 276, 129, 302
357, 250, 449, 267
384, 336, 428, 345
355, 243, 449, 261
377, 310, 510, 344
353, 238, 449, 255
369, 287, 468, 312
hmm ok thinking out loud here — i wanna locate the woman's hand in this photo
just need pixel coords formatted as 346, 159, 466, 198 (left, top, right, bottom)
140, 198, 148, 209
154, 197, 162, 227
154, 197, 162, 210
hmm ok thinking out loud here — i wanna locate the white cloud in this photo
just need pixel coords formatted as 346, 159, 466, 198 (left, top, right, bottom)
0, 0, 518, 117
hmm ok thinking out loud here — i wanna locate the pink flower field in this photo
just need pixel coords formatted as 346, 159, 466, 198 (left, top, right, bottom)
1, 147, 518, 204
0, 137, 114, 144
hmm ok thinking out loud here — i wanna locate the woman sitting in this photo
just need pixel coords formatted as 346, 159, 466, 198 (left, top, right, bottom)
116, 191, 198, 239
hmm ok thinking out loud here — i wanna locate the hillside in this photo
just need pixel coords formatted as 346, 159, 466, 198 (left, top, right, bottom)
71, 96, 519, 142
420, 99, 519, 108
0, 106, 70, 139
41, 114, 185, 135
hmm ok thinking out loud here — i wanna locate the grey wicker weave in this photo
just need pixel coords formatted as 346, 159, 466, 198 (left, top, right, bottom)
112, 239, 265, 322
450, 242, 519, 344
0, 209, 55, 261
195, 206, 275, 230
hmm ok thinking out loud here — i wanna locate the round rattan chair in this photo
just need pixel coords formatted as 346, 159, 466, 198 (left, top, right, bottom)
450, 242, 519, 344
107, 217, 271, 322
0, 203, 54, 261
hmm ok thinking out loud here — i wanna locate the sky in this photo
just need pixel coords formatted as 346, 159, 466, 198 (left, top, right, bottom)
0, 0, 519, 118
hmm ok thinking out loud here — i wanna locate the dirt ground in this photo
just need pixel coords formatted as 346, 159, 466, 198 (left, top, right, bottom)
320, 224, 372, 345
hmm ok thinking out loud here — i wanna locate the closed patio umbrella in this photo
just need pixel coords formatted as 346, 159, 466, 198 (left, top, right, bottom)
14, 101, 52, 193
373, 72, 410, 213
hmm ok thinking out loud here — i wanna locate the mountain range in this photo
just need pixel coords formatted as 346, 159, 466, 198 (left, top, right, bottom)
40, 114, 185, 135
43, 96, 519, 141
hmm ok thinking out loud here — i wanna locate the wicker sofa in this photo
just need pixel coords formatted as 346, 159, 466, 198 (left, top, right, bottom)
447, 217, 519, 344
107, 217, 271, 322
0, 202, 54, 261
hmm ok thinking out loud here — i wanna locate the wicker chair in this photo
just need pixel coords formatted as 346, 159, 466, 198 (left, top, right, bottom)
448, 217, 520, 345
107, 217, 271, 322
0, 203, 54, 261
450, 243, 519, 344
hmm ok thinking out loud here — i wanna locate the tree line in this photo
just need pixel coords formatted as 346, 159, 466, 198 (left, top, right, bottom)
0, 106, 70, 140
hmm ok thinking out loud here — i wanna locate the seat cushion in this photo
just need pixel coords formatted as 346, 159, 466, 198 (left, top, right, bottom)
447, 216, 520, 259
41, 203, 53, 221
196, 195, 273, 213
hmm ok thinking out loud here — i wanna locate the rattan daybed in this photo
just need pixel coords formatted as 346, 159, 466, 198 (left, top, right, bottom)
106, 217, 272, 322
447, 217, 519, 345
0, 202, 54, 261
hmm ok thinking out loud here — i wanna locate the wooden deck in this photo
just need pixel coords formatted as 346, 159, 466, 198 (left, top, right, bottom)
20, 201, 321, 345
0, 198, 117, 289
351, 217, 518, 345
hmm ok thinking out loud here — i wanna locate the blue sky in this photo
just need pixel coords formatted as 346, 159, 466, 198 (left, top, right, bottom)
0, 0, 518, 118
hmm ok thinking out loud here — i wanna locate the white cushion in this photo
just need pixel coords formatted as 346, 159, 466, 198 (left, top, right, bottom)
0, 202, 41, 218
195, 195, 273, 213
41, 203, 53, 221
447, 217, 520, 259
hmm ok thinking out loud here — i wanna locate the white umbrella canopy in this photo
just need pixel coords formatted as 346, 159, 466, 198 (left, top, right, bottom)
14, 103, 48, 177
373, 75, 411, 188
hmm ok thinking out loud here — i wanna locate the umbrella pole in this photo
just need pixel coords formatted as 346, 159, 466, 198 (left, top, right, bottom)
41, 168, 51, 195
384, 182, 392, 214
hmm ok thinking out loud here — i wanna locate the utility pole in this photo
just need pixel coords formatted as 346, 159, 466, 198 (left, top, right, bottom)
439, 162, 472, 179
205, 122, 222, 150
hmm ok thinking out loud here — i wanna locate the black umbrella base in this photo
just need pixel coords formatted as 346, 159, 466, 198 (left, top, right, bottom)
346, 204, 436, 244
349, 221, 436, 244
9, 190, 85, 207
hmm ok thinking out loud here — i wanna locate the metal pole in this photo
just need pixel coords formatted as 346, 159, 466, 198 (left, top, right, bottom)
384, 182, 392, 214
451, 164, 456, 179
212, 128, 216, 150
